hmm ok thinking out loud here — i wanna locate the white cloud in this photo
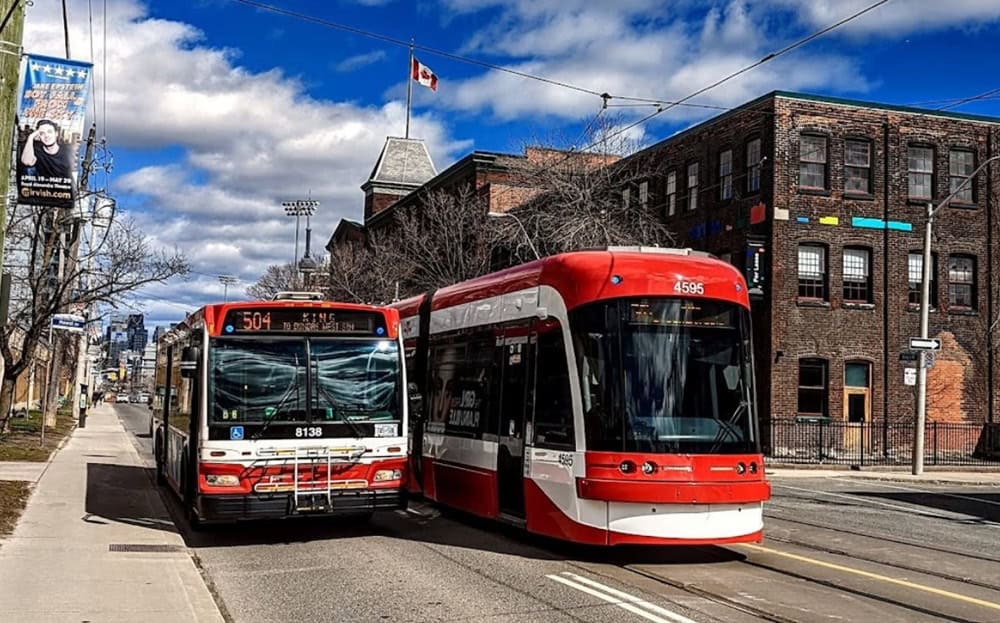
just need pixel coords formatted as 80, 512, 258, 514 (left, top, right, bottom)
335, 50, 388, 72
763, 0, 1000, 36
23, 0, 468, 324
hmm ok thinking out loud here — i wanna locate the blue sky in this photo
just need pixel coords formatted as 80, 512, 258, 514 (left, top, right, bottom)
19, 0, 1000, 331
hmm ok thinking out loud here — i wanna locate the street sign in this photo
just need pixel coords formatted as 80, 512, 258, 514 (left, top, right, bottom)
909, 337, 941, 351
923, 351, 935, 369
904, 368, 917, 386
51, 313, 86, 333
899, 350, 919, 363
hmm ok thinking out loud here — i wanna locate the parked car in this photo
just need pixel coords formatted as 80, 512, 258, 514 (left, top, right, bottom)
115, 394, 130, 403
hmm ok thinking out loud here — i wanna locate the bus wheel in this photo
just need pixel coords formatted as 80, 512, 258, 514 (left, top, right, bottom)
154, 431, 166, 486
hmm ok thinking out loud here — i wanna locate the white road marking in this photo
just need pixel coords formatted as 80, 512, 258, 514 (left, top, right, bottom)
546, 571, 697, 623
833, 478, 1000, 508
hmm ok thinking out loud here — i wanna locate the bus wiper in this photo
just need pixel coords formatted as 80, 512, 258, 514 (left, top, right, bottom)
251, 382, 299, 441
314, 384, 366, 439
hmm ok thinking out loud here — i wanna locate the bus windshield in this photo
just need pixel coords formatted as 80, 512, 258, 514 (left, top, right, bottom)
211, 339, 307, 423
570, 297, 757, 454
311, 340, 399, 422
209, 338, 400, 425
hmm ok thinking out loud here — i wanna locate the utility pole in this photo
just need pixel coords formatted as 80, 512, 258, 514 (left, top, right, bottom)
0, 0, 26, 393
913, 154, 1000, 475
218, 275, 238, 302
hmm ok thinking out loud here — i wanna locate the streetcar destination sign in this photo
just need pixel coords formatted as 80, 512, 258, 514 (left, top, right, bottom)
908, 337, 941, 351
222, 308, 385, 336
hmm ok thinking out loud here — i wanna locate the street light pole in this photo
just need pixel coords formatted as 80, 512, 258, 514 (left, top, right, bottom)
913, 153, 1000, 475
282, 200, 319, 288
488, 211, 540, 260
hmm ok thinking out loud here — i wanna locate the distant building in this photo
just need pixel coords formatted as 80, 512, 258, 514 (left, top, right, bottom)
126, 313, 147, 352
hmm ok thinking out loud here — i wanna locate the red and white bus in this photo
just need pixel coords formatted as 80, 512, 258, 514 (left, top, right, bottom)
152, 298, 408, 525
394, 248, 770, 546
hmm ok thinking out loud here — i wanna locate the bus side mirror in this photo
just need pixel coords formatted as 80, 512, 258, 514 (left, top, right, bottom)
407, 383, 423, 419
179, 346, 199, 379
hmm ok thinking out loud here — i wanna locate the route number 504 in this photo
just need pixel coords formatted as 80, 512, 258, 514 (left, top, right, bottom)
673, 281, 705, 295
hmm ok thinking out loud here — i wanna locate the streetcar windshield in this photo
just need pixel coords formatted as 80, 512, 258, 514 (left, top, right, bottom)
211, 339, 307, 423
311, 340, 399, 422
571, 297, 757, 454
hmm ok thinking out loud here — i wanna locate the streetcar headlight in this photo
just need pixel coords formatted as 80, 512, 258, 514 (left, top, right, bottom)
373, 469, 402, 482
749, 462, 758, 474
641, 461, 656, 475
205, 474, 240, 487
735, 462, 747, 475
619, 461, 636, 474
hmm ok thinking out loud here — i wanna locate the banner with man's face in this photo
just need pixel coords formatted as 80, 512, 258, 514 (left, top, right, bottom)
15, 54, 93, 208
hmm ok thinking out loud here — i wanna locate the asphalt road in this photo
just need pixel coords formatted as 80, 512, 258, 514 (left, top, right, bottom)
115, 404, 1000, 623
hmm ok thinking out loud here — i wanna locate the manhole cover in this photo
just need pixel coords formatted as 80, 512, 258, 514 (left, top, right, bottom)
108, 543, 185, 553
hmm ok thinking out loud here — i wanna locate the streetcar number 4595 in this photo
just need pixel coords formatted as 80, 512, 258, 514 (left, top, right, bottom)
673, 281, 705, 295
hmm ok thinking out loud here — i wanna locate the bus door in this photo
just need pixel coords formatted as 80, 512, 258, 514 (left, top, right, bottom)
497, 321, 534, 518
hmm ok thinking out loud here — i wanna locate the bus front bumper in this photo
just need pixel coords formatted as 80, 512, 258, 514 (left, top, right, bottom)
197, 488, 407, 522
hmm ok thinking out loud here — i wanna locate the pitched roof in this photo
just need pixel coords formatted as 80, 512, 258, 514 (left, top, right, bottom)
365, 137, 437, 187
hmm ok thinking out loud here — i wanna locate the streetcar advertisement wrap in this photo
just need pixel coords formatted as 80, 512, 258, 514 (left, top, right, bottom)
15, 54, 93, 208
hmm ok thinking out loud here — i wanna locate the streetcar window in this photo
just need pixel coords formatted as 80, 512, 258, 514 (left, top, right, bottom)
533, 321, 574, 450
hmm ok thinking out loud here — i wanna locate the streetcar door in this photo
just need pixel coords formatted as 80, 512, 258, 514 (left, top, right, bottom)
497, 322, 533, 518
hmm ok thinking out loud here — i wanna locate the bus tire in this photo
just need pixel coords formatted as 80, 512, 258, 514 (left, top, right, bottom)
154, 430, 166, 486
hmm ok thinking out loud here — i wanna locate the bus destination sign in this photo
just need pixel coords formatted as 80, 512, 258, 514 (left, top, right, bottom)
222, 308, 384, 336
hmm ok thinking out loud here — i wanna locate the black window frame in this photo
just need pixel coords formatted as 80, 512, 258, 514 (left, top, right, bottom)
665, 170, 677, 217
844, 138, 872, 196
719, 148, 733, 201
842, 246, 873, 304
797, 243, 828, 302
947, 254, 977, 312
686, 161, 699, 211
948, 149, 976, 205
746, 136, 762, 194
799, 133, 829, 191
907, 144, 935, 201
797, 358, 828, 417
907, 251, 938, 309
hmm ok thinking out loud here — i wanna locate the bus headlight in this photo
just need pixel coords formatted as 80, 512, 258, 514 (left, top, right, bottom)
373, 469, 402, 482
205, 474, 240, 487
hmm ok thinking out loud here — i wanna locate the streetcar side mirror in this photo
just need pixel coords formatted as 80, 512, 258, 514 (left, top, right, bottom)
179, 346, 200, 379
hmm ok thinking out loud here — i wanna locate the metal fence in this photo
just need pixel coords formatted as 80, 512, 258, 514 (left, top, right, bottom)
765, 419, 1000, 466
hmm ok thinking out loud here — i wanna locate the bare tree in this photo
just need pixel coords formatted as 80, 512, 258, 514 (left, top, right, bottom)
245, 262, 302, 300
390, 185, 503, 294
326, 230, 403, 305
0, 206, 188, 431
505, 118, 675, 261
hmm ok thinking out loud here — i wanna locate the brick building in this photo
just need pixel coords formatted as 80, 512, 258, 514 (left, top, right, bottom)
620, 91, 999, 429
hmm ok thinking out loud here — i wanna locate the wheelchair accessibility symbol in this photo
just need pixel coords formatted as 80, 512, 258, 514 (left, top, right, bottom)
229, 426, 244, 441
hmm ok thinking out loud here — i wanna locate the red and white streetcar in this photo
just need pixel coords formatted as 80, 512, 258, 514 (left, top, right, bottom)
394, 248, 770, 545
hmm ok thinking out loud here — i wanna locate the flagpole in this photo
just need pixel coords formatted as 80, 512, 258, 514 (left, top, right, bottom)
405, 41, 413, 139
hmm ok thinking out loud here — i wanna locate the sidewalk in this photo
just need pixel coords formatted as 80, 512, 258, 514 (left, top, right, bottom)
0, 404, 224, 623
767, 466, 1000, 486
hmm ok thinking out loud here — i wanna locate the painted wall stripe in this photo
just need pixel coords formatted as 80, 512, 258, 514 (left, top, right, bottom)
819, 216, 839, 225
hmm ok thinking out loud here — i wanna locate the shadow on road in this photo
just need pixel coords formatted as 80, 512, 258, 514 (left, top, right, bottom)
852, 490, 1000, 523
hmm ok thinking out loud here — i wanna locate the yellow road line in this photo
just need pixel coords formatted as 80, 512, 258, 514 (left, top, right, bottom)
737, 543, 1000, 612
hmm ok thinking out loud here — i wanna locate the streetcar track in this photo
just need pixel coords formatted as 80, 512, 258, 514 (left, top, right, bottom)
765, 512, 1000, 564
763, 533, 1000, 593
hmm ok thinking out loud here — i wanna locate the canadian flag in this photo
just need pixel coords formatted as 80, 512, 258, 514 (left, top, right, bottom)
411, 57, 438, 92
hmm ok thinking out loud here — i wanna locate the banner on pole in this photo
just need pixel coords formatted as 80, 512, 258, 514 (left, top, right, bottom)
15, 54, 93, 208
